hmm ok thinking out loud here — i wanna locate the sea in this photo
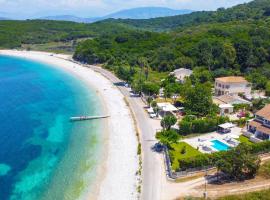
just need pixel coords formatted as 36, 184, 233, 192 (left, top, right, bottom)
0, 55, 103, 200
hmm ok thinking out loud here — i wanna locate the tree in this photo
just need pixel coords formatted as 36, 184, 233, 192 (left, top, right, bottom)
183, 83, 216, 117
116, 65, 132, 82
216, 144, 261, 180
161, 115, 177, 130
234, 40, 252, 70
142, 82, 160, 96
196, 39, 214, 71
222, 43, 236, 68
174, 56, 194, 69
151, 100, 159, 116
147, 96, 153, 106
164, 83, 181, 99
138, 57, 149, 80
190, 67, 213, 84
156, 129, 180, 147
266, 81, 270, 96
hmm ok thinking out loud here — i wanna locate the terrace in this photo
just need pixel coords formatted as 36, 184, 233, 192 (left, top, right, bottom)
182, 127, 242, 153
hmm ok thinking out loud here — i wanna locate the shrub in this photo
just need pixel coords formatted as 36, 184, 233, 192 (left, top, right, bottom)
178, 116, 229, 135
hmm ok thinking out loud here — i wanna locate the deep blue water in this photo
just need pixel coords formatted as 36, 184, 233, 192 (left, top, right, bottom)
0, 55, 103, 200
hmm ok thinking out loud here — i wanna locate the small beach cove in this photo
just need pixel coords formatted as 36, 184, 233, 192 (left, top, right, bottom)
0, 50, 139, 200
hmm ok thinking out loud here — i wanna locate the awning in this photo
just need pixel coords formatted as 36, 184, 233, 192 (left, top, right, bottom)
157, 102, 178, 112
218, 122, 235, 129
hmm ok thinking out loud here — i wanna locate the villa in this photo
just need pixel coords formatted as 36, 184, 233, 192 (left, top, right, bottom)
171, 68, 193, 83
215, 76, 251, 97
244, 104, 270, 142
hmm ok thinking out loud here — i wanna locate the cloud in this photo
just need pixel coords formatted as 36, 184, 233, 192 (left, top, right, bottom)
0, 0, 252, 19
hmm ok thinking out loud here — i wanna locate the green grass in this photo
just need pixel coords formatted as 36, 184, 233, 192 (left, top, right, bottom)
258, 160, 270, 179
169, 142, 202, 171
238, 135, 253, 145
217, 188, 270, 200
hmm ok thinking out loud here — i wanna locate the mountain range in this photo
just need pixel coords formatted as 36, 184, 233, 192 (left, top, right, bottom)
39, 7, 193, 23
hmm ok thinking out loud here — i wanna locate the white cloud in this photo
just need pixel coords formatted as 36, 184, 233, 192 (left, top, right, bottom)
0, 0, 252, 19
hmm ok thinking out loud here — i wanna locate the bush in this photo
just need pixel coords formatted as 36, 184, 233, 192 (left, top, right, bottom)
175, 141, 270, 172
232, 118, 248, 127
178, 116, 229, 135
156, 129, 180, 147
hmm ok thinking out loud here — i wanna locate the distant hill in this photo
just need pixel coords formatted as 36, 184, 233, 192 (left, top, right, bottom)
0, 17, 9, 20
104, 0, 270, 31
103, 7, 193, 19
39, 15, 98, 23
39, 7, 193, 23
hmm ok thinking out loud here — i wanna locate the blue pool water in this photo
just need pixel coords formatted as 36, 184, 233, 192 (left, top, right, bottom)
0, 55, 104, 200
211, 140, 230, 151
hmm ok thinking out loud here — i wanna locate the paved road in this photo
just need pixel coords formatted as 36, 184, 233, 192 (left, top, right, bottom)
88, 65, 163, 200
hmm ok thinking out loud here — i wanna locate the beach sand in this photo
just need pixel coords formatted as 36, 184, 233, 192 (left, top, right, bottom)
0, 50, 139, 200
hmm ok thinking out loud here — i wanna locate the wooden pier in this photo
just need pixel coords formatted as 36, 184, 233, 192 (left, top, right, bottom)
70, 115, 110, 121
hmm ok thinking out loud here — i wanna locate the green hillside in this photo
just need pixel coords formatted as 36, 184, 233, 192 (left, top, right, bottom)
0, 20, 132, 49
103, 0, 270, 31
74, 21, 270, 86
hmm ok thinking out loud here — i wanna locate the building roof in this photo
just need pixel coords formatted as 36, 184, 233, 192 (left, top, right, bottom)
173, 68, 193, 74
218, 122, 236, 129
249, 120, 270, 135
215, 76, 248, 83
216, 95, 235, 104
219, 104, 234, 109
256, 104, 270, 121
157, 102, 178, 112
214, 94, 251, 105
171, 68, 193, 81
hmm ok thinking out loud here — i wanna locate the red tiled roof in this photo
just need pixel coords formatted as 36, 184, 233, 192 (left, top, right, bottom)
249, 120, 270, 135
215, 76, 248, 83
256, 104, 270, 121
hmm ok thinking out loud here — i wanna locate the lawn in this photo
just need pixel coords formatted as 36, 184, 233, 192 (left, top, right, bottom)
217, 188, 270, 200
238, 135, 253, 145
169, 142, 202, 171
258, 160, 270, 179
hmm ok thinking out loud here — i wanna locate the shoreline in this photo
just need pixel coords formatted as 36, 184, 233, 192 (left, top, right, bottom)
0, 50, 139, 200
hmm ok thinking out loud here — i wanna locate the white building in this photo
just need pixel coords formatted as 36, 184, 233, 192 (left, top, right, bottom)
215, 76, 251, 97
219, 104, 234, 115
171, 68, 193, 83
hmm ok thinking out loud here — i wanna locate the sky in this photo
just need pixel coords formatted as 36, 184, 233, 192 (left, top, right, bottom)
0, 0, 252, 19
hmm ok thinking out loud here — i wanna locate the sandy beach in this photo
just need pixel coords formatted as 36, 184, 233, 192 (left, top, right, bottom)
0, 50, 139, 200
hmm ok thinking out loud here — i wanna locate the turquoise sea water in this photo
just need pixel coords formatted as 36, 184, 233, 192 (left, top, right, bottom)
211, 140, 230, 151
0, 55, 103, 200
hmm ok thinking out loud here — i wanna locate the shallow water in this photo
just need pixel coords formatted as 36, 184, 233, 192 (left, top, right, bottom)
0, 55, 103, 200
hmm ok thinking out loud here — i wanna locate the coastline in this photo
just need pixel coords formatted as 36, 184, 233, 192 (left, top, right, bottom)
0, 50, 139, 200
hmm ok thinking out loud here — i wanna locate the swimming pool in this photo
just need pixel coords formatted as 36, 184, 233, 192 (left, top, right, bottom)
211, 140, 230, 151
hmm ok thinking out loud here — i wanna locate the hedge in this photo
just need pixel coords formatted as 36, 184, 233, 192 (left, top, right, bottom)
178, 116, 229, 135
175, 141, 270, 171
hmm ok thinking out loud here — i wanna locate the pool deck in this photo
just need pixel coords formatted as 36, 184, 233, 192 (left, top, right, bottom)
182, 127, 242, 153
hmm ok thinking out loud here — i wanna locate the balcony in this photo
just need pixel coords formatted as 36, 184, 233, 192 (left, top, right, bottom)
242, 129, 253, 138
250, 135, 263, 143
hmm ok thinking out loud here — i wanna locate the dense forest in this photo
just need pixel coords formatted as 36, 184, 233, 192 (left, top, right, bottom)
74, 0, 270, 91
0, 20, 132, 48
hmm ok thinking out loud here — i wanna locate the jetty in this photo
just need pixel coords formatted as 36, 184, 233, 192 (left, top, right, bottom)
70, 115, 110, 121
